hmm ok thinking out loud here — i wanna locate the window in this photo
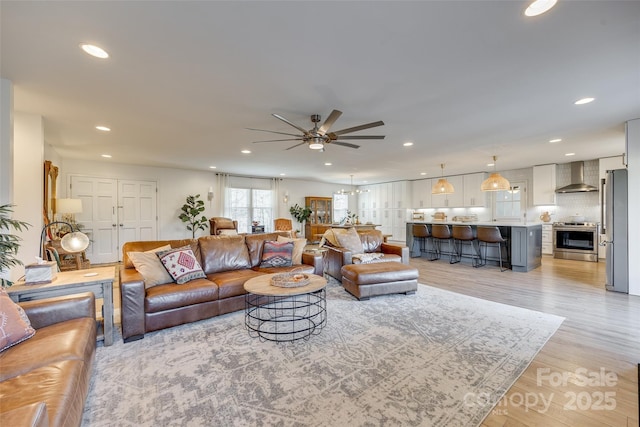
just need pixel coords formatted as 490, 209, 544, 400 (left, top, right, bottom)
494, 182, 525, 221
333, 194, 349, 223
227, 188, 273, 233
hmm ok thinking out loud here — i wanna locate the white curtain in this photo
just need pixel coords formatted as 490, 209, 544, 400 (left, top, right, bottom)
271, 178, 281, 221
216, 173, 230, 217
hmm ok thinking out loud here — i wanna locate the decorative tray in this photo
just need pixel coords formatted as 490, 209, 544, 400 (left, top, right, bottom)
271, 271, 310, 288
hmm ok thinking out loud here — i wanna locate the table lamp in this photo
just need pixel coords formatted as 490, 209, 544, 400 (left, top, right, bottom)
56, 198, 83, 224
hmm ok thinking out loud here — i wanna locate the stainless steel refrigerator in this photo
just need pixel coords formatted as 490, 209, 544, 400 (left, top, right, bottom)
601, 168, 628, 293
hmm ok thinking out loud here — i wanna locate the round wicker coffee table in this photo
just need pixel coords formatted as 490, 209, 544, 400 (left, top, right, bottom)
244, 273, 327, 342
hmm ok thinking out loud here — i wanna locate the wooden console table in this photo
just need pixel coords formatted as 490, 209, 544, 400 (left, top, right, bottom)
8, 266, 116, 346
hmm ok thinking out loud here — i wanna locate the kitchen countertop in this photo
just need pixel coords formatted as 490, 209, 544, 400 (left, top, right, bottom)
407, 220, 542, 228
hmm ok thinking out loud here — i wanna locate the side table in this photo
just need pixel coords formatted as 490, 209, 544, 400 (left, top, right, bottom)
8, 266, 116, 346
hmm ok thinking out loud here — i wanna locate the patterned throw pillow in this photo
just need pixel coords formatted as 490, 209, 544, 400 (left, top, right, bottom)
0, 289, 36, 353
259, 241, 294, 268
156, 246, 206, 284
276, 235, 307, 265
127, 244, 173, 289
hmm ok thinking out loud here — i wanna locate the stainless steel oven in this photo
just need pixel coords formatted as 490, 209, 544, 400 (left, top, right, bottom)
553, 222, 599, 262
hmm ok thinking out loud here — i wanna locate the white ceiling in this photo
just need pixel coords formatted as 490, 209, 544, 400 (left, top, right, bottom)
2, 1, 639, 186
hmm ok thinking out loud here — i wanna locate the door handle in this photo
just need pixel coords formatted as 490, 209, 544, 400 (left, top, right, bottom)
119, 224, 124, 227
112, 224, 116, 227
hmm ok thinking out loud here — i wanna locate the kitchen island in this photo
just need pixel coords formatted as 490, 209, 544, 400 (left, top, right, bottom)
406, 221, 542, 272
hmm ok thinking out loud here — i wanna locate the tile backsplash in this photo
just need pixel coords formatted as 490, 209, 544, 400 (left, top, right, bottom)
553, 160, 600, 223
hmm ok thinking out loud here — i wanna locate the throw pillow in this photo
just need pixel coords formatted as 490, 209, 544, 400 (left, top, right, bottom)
334, 227, 364, 254
127, 244, 173, 289
0, 289, 36, 353
218, 229, 238, 236
276, 235, 307, 265
156, 246, 206, 284
259, 241, 294, 268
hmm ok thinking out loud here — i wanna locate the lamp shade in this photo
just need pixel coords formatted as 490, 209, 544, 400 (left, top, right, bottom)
61, 231, 90, 253
57, 198, 83, 214
481, 172, 511, 191
432, 178, 455, 194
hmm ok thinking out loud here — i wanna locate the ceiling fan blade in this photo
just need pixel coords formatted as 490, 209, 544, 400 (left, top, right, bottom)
252, 138, 302, 143
332, 141, 360, 149
318, 109, 343, 135
246, 128, 302, 137
285, 142, 307, 150
272, 113, 310, 135
331, 120, 385, 136
336, 135, 386, 140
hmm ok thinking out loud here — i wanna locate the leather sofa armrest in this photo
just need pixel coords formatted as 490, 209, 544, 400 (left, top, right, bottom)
381, 243, 410, 264
120, 274, 146, 342
0, 402, 49, 427
301, 252, 324, 276
324, 246, 352, 280
19, 293, 95, 330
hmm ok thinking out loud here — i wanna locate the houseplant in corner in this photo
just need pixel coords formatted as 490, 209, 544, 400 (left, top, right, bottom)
0, 204, 31, 288
178, 194, 208, 238
289, 203, 312, 237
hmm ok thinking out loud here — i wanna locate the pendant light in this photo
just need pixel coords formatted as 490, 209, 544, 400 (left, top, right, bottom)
432, 164, 455, 194
481, 155, 511, 191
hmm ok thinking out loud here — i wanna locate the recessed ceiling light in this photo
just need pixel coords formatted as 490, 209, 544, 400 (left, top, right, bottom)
487, 163, 495, 167
574, 97, 595, 105
565, 152, 576, 156
209, 166, 217, 169
241, 150, 251, 154
403, 142, 414, 147
420, 172, 427, 176
280, 173, 286, 176
80, 43, 109, 59
101, 154, 112, 158
524, 0, 557, 17
549, 138, 562, 143
95, 126, 111, 132
363, 181, 368, 183
324, 162, 332, 166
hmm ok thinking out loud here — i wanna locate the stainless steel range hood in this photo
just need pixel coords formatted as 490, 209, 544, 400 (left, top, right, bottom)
555, 161, 598, 193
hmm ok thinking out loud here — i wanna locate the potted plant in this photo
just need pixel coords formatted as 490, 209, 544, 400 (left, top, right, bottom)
0, 204, 31, 288
178, 194, 208, 238
289, 203, 312, 236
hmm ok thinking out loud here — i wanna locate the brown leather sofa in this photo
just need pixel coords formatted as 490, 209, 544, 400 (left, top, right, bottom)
0, 293, 97, 427
324, 229, 409, 280
119, 232, 322, 342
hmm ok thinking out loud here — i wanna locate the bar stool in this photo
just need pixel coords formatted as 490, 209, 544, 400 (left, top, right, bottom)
411, 224, 432, 258
451, 225, 480, 266
429, 224, 452, 262
476, 226, 509, 272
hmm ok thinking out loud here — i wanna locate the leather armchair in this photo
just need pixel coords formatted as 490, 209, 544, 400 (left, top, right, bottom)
274, 218, 295, 237
209, 217, 238, 235
324, 229, 409, 280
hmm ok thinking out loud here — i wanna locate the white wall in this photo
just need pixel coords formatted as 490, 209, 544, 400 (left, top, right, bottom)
12, 113, 44, 281
626, 119, 639, 296
0, 79, 13, 205
61, 159, 345, 240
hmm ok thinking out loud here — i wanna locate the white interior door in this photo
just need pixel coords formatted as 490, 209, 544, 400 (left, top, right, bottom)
71, 176, 158, 263
118, 180, 157, 247
71, 176, 118, 264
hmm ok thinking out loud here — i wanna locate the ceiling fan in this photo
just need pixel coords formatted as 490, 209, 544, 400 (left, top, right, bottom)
248, 109, 385, 151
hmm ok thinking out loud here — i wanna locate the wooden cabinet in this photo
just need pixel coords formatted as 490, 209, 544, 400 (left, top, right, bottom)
533, 164, 557, 205
463, 173, 487, 207
304, 197, 332, 240
541, 224, 553, 255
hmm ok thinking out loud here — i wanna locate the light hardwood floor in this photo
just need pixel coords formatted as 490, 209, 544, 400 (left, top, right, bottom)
409, 255, 639, 427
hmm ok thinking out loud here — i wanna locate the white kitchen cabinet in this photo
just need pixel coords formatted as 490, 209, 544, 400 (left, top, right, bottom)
533, 164, 557, 205
391, 209, 408, 242
392, 181, 410, 209
463, 173, 487, 207
541, 224, 553, 255
411, 179, 431, 209
431, 175, 464, 207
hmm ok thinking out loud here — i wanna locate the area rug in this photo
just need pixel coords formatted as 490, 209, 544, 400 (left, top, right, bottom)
82, 282, 564, 427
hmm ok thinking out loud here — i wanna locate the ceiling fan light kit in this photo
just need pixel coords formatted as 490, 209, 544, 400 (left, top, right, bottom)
432, 163, 455, 194
250, 109, 385, 151
481, 156, 511, 191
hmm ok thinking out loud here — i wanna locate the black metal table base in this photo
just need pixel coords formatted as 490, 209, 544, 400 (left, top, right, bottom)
245, 289, 326, 342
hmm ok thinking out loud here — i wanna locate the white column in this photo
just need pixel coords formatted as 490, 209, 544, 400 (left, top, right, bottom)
626, 118, 640, 296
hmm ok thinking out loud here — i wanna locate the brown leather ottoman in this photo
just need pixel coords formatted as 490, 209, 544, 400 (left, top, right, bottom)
341, 262, 419, 300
